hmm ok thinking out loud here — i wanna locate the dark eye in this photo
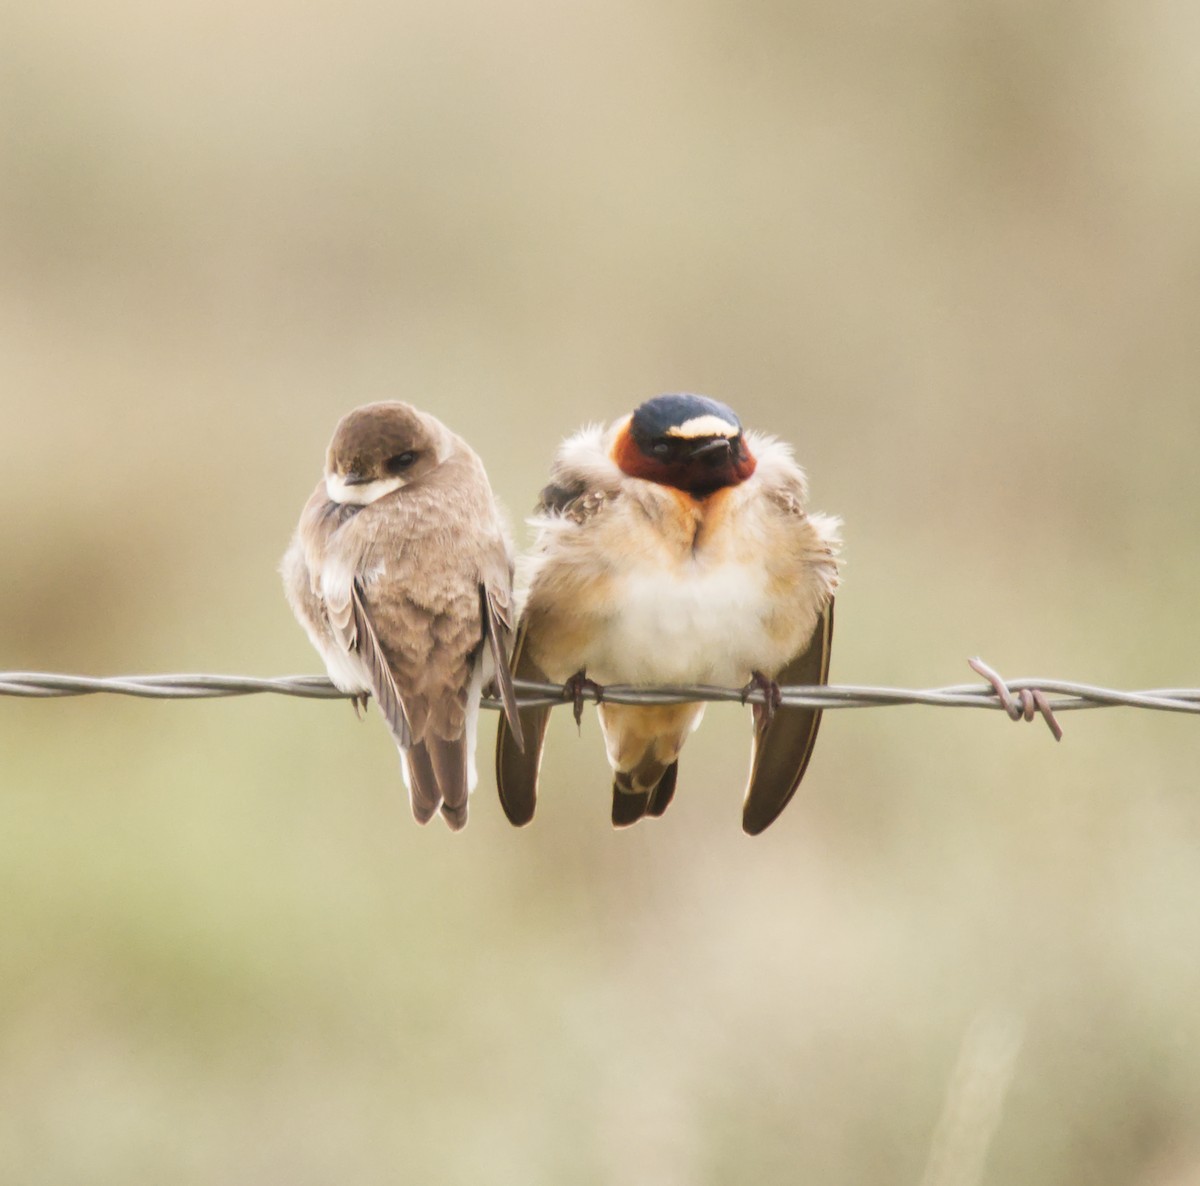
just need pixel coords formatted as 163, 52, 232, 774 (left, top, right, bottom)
387, 451, 417, 473
651, 440, 671, 457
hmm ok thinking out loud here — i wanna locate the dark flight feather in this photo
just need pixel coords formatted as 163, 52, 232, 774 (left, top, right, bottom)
494, 620, 553, 827
742, 598, 835, 836
349, 579, 413, 749
538, 477, 587, 515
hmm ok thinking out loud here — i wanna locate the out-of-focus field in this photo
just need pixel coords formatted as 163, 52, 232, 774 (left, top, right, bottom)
2, 2, 1199, 1182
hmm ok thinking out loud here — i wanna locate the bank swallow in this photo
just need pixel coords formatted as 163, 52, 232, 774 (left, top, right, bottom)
283, 401, 522, 830
496, 393, 839, 834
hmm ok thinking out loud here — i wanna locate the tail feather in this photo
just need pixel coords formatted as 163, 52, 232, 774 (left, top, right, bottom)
427, 733, 470, 831
402, 743, 442, 825
645, 761, 679, 818
611, 759, 679, 827
612, 776, 651, 827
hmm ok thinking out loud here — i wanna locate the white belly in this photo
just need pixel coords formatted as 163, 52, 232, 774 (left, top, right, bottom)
585, 559, 779, 686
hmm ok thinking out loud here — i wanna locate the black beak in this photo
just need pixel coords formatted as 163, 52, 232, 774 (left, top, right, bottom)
342, 471, 372, 486
691, 438, 732, 460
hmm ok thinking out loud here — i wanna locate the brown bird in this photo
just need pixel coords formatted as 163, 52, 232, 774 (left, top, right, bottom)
496, 393, 839, 834
283, 401, 522, 830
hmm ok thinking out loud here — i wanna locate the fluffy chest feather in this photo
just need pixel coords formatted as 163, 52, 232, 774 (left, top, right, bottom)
575, 488, 790, 685
603, 560, 773, 684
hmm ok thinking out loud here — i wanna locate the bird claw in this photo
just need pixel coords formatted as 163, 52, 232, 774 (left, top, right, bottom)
562, 671, 604, 729
349, 692, 369, 720
968, 657, 1063, 741
741, 671, 783, 730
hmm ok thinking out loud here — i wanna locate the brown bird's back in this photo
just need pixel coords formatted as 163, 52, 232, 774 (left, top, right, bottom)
284, 401, 520, 830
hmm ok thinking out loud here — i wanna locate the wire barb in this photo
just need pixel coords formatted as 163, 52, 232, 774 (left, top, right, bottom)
967, 657, 1064, 741
1, 665, 1199, 731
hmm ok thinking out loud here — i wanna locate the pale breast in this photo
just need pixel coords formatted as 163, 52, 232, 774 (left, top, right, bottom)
589, 558, 780, 685
540, 484, 821, 687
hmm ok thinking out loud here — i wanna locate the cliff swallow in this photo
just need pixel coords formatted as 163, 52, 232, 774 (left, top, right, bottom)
283, 401, 522, 831
495, 393, 839, 834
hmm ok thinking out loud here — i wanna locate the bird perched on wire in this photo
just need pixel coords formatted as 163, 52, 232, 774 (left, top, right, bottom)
495, 393, 839, 834
283, 401, 522, 830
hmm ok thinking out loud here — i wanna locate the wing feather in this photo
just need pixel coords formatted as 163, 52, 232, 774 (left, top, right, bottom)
481, 582, 524, 752
347, 578, 413, 750
742, 598, 834, 836
494, 618, 553, 826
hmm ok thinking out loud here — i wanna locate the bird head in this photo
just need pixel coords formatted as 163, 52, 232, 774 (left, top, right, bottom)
323, 401, 446, 505
612, 393, 757, 497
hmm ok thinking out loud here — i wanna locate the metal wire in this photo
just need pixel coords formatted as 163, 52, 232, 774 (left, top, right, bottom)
3, 669, 1199, 719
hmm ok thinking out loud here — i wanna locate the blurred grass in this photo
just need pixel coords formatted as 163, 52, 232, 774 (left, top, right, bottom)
3, 0, 1200, 1182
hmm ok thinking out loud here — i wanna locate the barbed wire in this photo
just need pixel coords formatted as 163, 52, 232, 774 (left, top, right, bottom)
4, 662, 1200, 740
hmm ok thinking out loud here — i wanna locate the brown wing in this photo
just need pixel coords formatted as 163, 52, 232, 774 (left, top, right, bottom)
480, 582, 524, 752
346, 578, 413, 750
742, 598, 834, 836
494, 617, 553, 827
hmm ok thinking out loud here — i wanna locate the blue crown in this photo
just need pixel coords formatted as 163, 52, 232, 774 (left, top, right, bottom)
629, 393, 741, 442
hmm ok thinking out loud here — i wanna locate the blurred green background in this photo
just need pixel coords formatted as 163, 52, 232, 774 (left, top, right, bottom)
3, 1, 1200, 1182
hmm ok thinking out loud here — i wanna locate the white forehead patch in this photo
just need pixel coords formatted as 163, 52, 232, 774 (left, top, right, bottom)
325, 472, 406, 506
665, 414, 739, 440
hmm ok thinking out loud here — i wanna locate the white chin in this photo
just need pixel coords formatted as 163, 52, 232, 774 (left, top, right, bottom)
325, 473, 405, 505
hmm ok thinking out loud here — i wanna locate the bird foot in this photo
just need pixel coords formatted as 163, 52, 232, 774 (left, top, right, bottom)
968, 657, 1063, 741
562, 670, 604, 729
741, 671, 783, 730
349, 692, 370, 720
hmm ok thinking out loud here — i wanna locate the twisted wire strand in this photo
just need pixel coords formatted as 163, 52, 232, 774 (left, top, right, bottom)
2, 671, 1199, 716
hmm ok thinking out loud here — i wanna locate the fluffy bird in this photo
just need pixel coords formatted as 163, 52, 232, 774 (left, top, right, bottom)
283, 401, 522, 830
496, 393, 839, 834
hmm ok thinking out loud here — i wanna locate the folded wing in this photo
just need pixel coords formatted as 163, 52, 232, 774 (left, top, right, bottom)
742, 598, 834, 836
494, 619, 553, 826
